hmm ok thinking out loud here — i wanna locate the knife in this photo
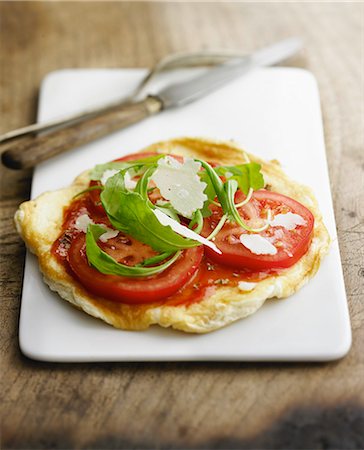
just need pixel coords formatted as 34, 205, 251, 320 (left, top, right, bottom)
1, 37, 302, 170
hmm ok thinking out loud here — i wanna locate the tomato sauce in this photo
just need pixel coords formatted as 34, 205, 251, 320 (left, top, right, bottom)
52, 189, 277, 307
162, 257, 277, 307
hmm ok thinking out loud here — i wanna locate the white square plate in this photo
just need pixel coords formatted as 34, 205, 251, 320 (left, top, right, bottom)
19, 68, 351, 361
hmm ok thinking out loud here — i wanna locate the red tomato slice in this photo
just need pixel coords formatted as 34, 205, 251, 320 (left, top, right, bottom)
202, 190, 314, 270
68, 233, 203, 304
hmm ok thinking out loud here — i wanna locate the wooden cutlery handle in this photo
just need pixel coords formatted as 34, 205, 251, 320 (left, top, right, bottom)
1, 96, 162, 170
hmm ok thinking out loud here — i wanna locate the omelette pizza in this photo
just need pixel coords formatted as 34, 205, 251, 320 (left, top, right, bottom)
14, 137, 330, 333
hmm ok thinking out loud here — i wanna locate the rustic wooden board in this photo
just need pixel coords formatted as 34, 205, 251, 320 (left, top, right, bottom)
1, 2, 363, 448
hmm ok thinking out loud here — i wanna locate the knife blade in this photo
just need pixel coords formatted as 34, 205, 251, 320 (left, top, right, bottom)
157, 37, 302, 108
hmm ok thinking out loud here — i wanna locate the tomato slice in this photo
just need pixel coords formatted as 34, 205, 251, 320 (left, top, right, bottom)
68, 233, 203, 304
202, 190, 314, 270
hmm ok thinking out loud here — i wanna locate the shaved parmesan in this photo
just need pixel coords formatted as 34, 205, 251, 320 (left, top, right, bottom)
124, 171, 137, 190
238, 281, 257, 291
75, 214, 94, 233
153, 209, 221, 254
151, 156, 207, 218
270, 212, 306, 230
75, 214, 118, 242
99, 228, 119, 243
240, 234, 277, 255
100, 169, 119, 186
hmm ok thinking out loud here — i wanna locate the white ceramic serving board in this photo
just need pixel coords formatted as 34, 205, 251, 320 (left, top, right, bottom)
19, 68, 351, 362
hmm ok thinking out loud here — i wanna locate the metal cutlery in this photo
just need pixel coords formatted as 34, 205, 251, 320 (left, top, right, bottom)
1, 37, 302, 169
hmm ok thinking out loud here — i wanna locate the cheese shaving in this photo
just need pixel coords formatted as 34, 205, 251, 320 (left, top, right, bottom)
151, 156, 207, 218
99, 228, 119, 243
238, 281, 257, 291
153, 209, 221, 254
75, 214, 94, 233
124, 171, 137, 190
75, 214, 118, 242
270, 212, 306, 230
240, 234, 277, 255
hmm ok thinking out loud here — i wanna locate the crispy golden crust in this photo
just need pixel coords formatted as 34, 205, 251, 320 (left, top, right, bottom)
15, 137, 330, 333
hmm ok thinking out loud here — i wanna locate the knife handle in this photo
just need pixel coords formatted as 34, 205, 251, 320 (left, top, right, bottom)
1, 96, 162, 170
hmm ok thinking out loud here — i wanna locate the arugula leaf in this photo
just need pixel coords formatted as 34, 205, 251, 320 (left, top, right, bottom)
100, 173, 200, 252
223, 179, 269, 232
244, 162, 265, 192
189, 210, 203, 234
137, 251, 174, 267
215, 162, 264, 195
90, 155, 164, 180
86, 224, 181, 277
223, 179, 242, 224
196, 160, 267, 230
135, 166, 156, 201
198, 171, 216, 217
197, 159, 231, 216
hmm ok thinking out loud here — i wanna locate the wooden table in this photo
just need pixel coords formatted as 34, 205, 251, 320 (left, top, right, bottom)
1, 2, 363, 448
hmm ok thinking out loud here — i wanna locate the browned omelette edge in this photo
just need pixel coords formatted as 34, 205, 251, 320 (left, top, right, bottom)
14, 137, 330, 333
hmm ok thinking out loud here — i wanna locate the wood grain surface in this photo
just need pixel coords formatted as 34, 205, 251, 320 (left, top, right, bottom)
1, 2, 363, 449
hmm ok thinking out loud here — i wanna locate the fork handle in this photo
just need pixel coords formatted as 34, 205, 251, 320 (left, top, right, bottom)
1, 96, 162, 170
